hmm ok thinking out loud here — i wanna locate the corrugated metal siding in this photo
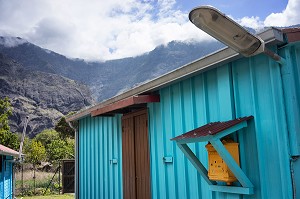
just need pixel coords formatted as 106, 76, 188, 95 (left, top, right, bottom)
280, 43, 300, 198
0, 156, 13, 199
232, 54, 292, 198
77, 43, 300, 199
148, 51, 293, 198
79, 115, 123, 199
4, 159, 12, 199
279, 44, 300, 156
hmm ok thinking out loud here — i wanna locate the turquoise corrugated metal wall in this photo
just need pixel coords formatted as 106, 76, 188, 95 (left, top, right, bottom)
148, 47, 295, 198
79, 116, 123, 199
77, 43, 300, 199
279, 43, 300, 156
0, 156, 13, 199
0, 172, 1, 199
280, 43, 300, 198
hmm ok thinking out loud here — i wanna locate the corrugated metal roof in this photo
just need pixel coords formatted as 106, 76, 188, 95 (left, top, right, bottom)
66, 27, 285, 122
171, 116, 253, 141
91, 95, 160, 116
0, 144, 19, 157
282, 27, 300, 42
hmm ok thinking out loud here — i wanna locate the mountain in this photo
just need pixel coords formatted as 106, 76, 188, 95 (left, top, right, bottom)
95, 40, 225, 100
0, 37, 224, 101
0, 52, 93, 137
0, 36, 224, 136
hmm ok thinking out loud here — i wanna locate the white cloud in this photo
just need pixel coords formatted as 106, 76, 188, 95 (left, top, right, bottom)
0, 0, 211, 61
0, 37, 27, 48
1, 0, 298, 61
264, 0, 300, 27
237, 0, 300, 31
238, 16, 265, 31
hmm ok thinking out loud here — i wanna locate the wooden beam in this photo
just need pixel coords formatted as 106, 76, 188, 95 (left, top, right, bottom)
210, 185, 254, 194
91, 95, 160, 116
210, 139, 254, 188
177, 143, 216, 185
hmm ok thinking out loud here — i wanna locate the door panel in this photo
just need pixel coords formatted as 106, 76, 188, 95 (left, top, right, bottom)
122, 117, 136, 199
122, 109, 150, 199
135, 113, 150, 199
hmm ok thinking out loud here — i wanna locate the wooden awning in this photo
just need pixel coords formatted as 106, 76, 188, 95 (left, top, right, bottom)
171, 116, 253, 143
91, 95, 160, 116
171, 116, 254, 195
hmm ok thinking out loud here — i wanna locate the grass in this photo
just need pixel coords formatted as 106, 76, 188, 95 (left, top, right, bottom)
15, 169, 62, 196
20, 194, 74, 199
15, 170, 56, 187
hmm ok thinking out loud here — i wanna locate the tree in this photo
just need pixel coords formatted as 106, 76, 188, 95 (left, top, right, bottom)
47, 140, 74, 162
25, 140, 46, 167
35, 129, 60, 147
34, 128, 75, 163
4, 132, 19, 150
65, 138, 75, 159
54, 117, 75, 139
0, 97, 19, 150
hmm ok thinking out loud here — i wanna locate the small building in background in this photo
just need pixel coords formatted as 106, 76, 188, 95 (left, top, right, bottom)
0, 144, 19, 199
67, 27, 300, 199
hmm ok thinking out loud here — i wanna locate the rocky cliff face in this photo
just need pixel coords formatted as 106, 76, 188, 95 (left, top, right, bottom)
0, 36, 225, 137
0, 36, 225, 102
0, 53, 93, 137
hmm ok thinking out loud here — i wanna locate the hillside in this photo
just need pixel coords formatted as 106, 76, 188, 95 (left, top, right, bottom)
0, 37, 224, 101
0, 53, 93, 137
0, 36, 225, 136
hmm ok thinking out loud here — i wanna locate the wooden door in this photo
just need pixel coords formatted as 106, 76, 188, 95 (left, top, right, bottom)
122, 109, 150, 199
62, 160, 75, 193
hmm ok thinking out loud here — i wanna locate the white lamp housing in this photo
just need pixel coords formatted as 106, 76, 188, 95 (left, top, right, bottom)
189, 6, 265, 57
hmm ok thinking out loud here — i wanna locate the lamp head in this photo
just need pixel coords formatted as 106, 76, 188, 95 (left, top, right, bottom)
189, 6, 264, 57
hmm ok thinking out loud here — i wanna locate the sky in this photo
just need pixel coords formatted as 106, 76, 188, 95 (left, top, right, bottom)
0, 0, 298, 61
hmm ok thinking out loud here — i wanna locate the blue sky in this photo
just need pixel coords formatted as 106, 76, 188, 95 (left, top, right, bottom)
176, 0, 288, 19
0, 0, 297, 61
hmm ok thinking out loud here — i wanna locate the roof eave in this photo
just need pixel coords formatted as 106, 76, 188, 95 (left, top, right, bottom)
0, 151, 19, 158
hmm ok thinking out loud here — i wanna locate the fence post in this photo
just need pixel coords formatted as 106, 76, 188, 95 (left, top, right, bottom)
33, 165, 36, 195
21, 164, 24, 197
59, 161, 61, 194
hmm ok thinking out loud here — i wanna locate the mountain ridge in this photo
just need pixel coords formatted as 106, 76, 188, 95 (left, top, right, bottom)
0, 36, 225, 136
0, 52, 94, 137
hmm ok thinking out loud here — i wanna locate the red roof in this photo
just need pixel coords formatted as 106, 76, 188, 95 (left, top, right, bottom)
282, 27, 300, 42
91, 95, 160, 116
171, 116, 253, 141
0, 144, 19, 157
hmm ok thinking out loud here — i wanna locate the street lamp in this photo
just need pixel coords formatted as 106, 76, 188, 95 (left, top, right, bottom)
189, 6, 284, 63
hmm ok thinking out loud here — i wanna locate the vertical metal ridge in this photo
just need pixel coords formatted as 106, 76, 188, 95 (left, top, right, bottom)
248, 56, 267, 199
191, 77, 203, 198
178, 82, 190, 199
95, 117, 100, 199
87, 117, 91, 199
160, 89, 168, 199
170, 85, 179, 199
83, 118, 87, 199
111, 117, 115, 199
268, 53, 290, 199
108, 118, 111, 198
